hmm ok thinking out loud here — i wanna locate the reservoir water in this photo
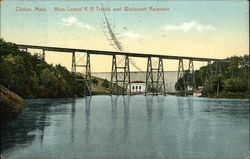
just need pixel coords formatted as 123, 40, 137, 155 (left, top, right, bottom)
1, 95, 249, 159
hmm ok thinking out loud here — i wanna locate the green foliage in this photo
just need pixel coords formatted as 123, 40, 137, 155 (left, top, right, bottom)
0, 55, 28, 92
175, 70, 197, 92
175, 77, 185, 92
175, 54, 249, 98
0, 39, 25, 59
0, 39, 86, 98
224, 76, 249, 93
205, 56, 249, 98
205, 74, 224, 95
101, 79, 109, 88
92, 79, 99, 86
228, 56, 239, 69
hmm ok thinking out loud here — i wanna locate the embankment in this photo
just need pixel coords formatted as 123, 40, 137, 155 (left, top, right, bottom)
0, 85, 26, 124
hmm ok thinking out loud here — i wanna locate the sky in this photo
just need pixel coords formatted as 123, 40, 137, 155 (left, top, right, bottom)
0, 0, 249, 72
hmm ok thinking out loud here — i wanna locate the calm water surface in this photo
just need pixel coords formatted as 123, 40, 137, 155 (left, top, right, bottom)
1, 95, 249, 159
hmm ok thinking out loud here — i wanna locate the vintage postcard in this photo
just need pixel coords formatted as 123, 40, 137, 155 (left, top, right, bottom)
0, 0, 249, 159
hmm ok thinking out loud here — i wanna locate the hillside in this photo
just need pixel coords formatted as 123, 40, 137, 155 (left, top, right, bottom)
0, 39, 123, 98
91, 76, 124, 95
175, 55, 249, 98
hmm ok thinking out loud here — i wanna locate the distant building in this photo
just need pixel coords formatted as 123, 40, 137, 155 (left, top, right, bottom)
129, 81, 146, 93
193, 86, 204, 97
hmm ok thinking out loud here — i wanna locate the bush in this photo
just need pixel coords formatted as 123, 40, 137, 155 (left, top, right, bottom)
101, 79, 109, 88
92, 79, 99, 86
224, 77, 248, 92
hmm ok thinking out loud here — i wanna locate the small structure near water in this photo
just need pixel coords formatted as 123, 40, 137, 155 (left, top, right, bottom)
193, 86, 204, 97
129, 81, 146, 94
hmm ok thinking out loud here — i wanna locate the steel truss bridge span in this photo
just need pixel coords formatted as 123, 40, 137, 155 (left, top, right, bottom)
17, 44, 226, 96
17, 44, 224, 61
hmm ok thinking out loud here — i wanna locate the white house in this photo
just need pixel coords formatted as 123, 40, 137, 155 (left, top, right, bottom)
129, 81, 146, 93
193, 86, 204, 97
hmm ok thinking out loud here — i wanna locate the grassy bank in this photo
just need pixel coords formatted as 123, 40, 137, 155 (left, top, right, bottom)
91, 76, 124, 95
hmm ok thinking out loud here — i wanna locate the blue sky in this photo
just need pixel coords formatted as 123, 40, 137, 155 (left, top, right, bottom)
0, 0, 249, 71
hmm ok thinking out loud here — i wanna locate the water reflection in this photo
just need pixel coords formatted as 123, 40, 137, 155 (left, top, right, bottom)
110, 96, 118, 120
146, 96, 153, 122
110, 95, 118, 144
70, 100, 76, 144
157, 96, 164, 122
1, 98, 75, 151
84, 96, 92, 145
177, 96, 185, 118
145, 96, 154, 157
38, 105, 46, 147
204, 100, 212, 112
191, 118, 214, 157
123, 96, 130, 138
201, 99, 249, 117
187, 97, 194, 117
1, 96, 249, 159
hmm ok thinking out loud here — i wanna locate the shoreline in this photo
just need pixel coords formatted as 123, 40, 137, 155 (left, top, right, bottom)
0, 85, 26, 124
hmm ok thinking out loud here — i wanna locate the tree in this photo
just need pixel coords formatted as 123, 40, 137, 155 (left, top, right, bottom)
101, 79, 109, 88
224, 77, 248, 93
92, 79, 99, 86
175, 70, 193, 92
228, 56, 239, 77
0, 39, 87, 98
0, 55, 29, 93
0, 38, 24, 59
205, 74, 224, 95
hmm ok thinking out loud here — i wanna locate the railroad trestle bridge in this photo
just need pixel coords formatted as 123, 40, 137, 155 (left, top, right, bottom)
17, 44, 225, 96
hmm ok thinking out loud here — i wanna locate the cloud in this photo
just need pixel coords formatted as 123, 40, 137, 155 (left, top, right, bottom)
123, 31, 144, 38
162, 20, 217, 32
62, 16, 92, 30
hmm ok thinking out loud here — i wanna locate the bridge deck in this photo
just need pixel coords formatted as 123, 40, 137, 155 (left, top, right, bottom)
17, 44, 225, 61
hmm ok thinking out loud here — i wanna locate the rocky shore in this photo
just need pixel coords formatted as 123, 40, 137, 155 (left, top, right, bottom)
0, 85, 26, 124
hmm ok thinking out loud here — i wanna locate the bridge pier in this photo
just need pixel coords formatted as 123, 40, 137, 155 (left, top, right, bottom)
205, 61, 212, 85
84, 53, 92, 96
176, 59, 196, 95
110, 55, 131, 95
71, 52, 92, 96
145, 57, 166, 96
214, 61, 222, 75
176, 59, 186, 95
156, 58, 166, 95
71, 52, 76, 73
187, 59, 196, 91
42, 49, 45, 60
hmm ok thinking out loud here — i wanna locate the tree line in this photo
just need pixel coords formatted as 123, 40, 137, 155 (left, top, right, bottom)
175, 55, 249, 98
0, 39, 87, 98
